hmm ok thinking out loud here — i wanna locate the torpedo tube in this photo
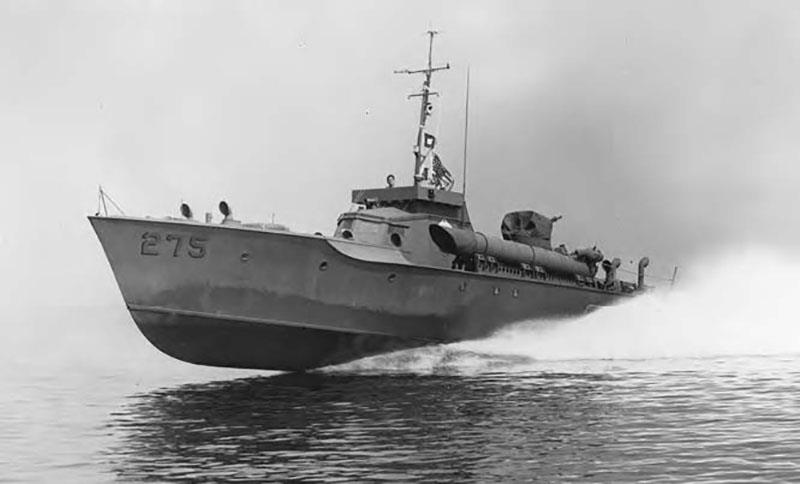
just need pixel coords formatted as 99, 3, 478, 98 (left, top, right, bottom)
429, 224, 595, 277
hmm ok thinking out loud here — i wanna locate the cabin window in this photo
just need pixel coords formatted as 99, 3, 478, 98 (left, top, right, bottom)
390, 233, 402, 247
341, 229, 353, 240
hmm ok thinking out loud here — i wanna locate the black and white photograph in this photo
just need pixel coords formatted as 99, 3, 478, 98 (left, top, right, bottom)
2, 0, 800, 481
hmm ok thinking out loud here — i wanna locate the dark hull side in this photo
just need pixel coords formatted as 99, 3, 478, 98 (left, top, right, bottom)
90, 216, 626, 371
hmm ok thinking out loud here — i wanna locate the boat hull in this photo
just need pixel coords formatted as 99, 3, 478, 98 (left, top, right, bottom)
90, 216, 624, 371
130, 308, 424, 371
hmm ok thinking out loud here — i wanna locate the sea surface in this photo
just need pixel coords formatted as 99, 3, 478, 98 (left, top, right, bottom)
3, 251, 800, 482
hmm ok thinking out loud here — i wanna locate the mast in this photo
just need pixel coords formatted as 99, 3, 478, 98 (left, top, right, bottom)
395, 30, 450, 186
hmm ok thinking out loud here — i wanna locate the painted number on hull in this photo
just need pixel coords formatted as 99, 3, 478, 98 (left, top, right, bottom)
140, 232, 207, 259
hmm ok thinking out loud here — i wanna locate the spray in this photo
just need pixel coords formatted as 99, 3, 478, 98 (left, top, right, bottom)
335, 246, 800, 373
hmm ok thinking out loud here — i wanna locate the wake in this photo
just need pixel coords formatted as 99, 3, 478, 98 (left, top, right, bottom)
333, 247, 800, 373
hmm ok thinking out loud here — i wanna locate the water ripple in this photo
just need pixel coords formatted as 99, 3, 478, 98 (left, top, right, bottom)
99, 362, 800, 482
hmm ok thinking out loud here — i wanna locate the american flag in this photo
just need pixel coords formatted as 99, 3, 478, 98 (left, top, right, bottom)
432, 154, 454, 190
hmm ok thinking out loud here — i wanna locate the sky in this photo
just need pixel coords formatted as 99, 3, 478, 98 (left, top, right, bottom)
3, 0, 800, 307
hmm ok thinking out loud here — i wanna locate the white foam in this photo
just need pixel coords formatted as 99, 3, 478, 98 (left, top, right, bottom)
336, 246, 800, 373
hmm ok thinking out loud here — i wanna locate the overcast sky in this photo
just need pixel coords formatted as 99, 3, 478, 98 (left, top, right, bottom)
3, 0, 800, 307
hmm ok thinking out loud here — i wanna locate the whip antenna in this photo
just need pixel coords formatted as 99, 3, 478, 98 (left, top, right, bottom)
461, 65, 470, 196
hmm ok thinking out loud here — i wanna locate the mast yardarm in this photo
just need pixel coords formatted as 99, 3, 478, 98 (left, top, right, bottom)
395, 30, 450, 187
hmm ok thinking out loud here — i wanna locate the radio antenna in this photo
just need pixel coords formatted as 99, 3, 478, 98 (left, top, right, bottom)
461, 65, 470, 197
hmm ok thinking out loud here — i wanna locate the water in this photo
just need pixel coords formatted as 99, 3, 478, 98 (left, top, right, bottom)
3, 248, 800, 482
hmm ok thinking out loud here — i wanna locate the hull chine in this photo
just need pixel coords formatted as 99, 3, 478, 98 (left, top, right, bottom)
130, 307, 428, 371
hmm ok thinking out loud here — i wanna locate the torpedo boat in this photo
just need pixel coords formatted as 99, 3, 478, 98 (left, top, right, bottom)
90, 32, 650, 371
